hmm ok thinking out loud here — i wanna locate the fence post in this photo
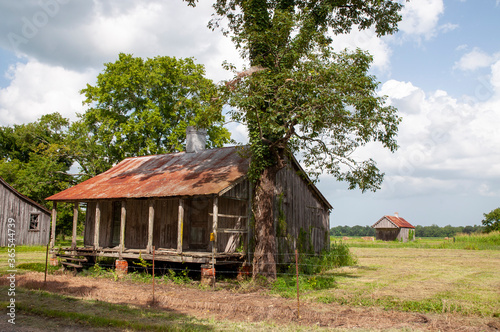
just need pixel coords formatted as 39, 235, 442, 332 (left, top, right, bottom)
44, 239, 49, 284
295, 249, 300, 319
152, 246, 155, 304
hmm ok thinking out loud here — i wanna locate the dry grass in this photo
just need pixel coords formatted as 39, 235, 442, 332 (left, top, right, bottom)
312, 248, 500, 317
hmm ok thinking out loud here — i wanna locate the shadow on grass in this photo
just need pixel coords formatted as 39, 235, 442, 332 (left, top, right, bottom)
1, 285, 212, 331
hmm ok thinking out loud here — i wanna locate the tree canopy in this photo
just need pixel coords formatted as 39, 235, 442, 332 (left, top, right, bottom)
0, 113, 73, 204
482, 208, 500, 233
0, 113, 80, 236
187, 0, 405, 278
72, 53, 230, 178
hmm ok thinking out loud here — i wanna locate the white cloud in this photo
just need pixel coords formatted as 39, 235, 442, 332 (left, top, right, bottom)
329, 27, 392, 71
371, 65, 500, 198
438, 22, 458, 33
0, 59, 95, 125
454, 48, 495, 71
399, 0, 445, 39
0, 1, 242, 82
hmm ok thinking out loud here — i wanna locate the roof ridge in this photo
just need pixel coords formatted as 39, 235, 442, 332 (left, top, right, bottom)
0, 176, 51, 214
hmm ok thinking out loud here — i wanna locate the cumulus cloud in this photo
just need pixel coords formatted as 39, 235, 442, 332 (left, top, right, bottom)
329, 27, 392, 71
454, 48, 496, 71
372, 62, 500, 199
0, 60, 95, 125
399, 0, 445, 40
0, 1, 242, 81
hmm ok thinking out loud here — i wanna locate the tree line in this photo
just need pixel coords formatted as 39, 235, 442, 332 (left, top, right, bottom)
330, 224, 484, 238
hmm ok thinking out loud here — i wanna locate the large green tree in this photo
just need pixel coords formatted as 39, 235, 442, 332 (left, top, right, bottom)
0, 113, 73, 203
482, 208, 500, 233
72, 53, 230, 178
0, 113, 79, 236
187, 0, 404, 278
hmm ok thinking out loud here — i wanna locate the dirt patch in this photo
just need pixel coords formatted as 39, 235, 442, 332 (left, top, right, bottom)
9, 272, 500, 331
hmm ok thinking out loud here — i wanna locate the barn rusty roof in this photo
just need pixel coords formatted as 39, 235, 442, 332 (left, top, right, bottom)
46, 146, 249, 201
385, 215, 415, 229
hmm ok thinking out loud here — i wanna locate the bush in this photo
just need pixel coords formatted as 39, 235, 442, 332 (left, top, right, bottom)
286, 241, 357, 276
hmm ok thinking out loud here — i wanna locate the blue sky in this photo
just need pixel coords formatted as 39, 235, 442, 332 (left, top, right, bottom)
0, 1, 499, 228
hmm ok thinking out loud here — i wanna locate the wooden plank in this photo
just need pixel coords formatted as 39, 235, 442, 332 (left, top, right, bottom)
59, 256, 88, 262
224, 217, 242, 253
147, 200, 155, 253
61, 261, 83, 268
208, 213, 248, 219
177, 199, 184, 253
218, 228, 248, 234
50, 202, 57, 248
119, 200, 126, 257
72, 202, 78, 250
212, 196, 218, 253
94, 201, 101, 249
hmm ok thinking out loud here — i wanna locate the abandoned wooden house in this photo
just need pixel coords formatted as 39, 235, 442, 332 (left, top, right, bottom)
0, 177, 51, 246
46, 127, 332, 271
372, 213, 415, 242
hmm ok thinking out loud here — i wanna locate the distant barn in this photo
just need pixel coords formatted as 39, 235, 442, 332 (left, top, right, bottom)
372, 213, 415, 242
0, 177, 51, 246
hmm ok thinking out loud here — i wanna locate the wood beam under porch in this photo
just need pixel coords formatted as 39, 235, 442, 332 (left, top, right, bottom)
56, 246, 246, 265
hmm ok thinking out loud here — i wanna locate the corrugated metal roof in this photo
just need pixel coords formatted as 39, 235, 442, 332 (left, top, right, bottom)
385, 215, 415, 229
372, 215, 415, 229
46, 146, 249, 201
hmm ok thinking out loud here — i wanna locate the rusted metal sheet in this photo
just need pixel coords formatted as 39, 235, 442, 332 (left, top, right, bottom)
372, 215, 415, 229
47, 146, 249, 201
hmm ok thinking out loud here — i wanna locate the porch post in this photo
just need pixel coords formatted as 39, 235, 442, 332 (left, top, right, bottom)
247, 184, 252, 262
212, 196, 218, 253
147, 200, 155, 253
71, 202, 79, 250
50, 201, 57, 248
119, 200, 126, 258
94, 201, 101, 250
177, 198, 184, 253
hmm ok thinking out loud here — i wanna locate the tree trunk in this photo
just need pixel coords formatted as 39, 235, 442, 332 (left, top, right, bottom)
252, 165, 279, 280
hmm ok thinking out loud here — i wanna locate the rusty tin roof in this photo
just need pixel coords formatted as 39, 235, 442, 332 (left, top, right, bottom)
47, 146, 249, 201
375, 215, 415, 229
385, 216, 415, 229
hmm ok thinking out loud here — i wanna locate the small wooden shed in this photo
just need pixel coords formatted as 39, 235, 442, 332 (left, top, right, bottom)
372, 213, 415, 242
0, 177, 51, 246
46, 144, 332, 265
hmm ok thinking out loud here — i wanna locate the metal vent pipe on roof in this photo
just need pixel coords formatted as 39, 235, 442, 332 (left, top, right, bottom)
186, 126, 207, 153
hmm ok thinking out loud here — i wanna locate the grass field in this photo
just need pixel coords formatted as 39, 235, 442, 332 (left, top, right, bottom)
308, 247, 500, 317
331, 231, 500, 250
1, 236, 499, 330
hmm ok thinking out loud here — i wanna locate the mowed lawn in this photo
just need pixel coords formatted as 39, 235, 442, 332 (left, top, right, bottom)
312, 247, 500, 317
1, 241, 499, 319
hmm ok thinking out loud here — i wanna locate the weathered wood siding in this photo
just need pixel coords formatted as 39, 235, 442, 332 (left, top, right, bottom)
373, 218, 397, 229
275, 162, 330, 257
153, 199, 179, 249
216, 196, 248, 253
375, 227, 414, 242
0, 182, 50, 246
184, 197, 211, 250
84, 200, 149, 249
375, 228, 400, 241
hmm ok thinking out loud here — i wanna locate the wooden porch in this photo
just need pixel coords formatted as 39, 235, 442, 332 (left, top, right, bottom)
49, 194, 251, 267
54, 246, 246, 265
